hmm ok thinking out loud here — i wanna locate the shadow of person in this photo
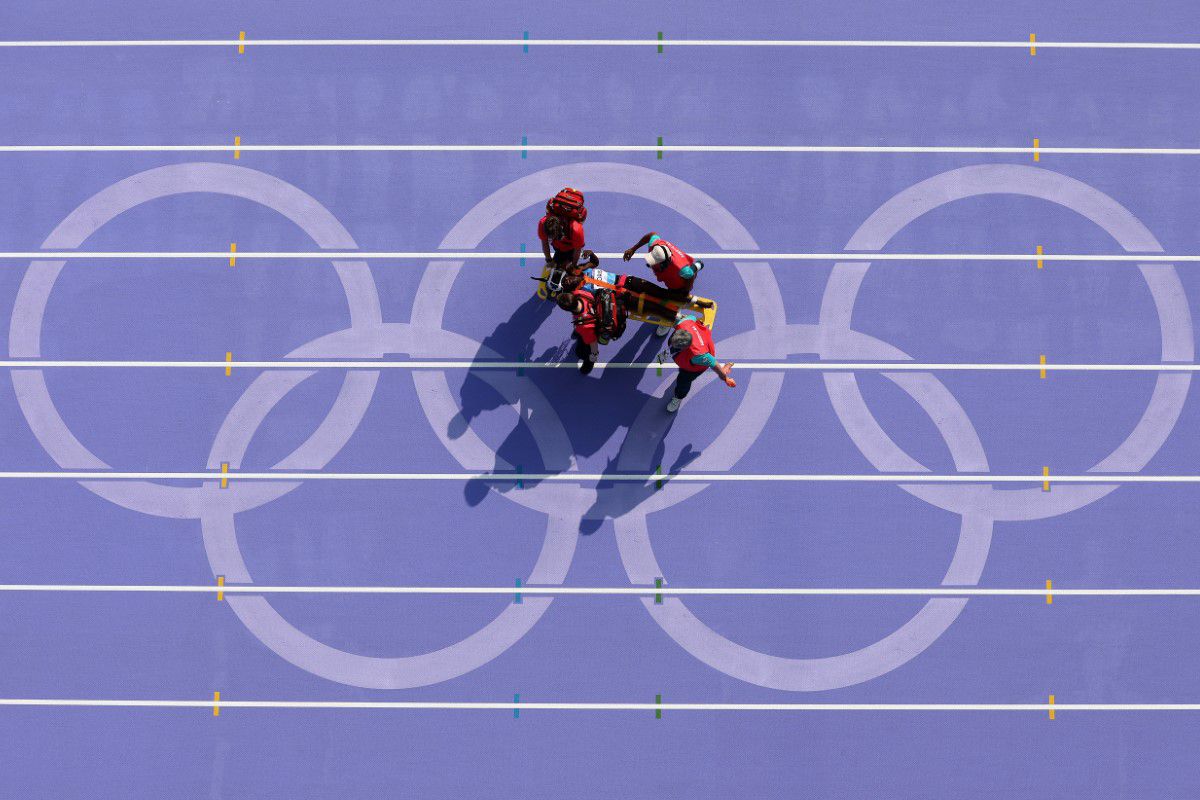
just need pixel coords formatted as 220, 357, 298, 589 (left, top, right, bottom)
449, 293, 555, 441
456, 296, 684, 511
578, 431, 703, 535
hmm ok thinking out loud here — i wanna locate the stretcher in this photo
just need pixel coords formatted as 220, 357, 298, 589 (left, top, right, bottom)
533, 264, 718, 331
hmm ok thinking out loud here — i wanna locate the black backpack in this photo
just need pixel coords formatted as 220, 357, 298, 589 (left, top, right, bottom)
593, 288, 627, 345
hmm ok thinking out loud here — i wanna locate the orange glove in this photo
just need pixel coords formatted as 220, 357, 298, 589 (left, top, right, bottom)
722, 363, 736, 388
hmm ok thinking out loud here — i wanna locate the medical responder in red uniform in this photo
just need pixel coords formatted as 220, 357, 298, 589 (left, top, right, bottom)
539, 215, 585, 269
539, 188, 588, 270
666, 315, 735, 412
556, 286, 601, 375
622, 232, 704, 335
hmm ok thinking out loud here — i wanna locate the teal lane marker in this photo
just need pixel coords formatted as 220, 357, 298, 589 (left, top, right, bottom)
514, 578, 522, 604
521, 135, 528, 159
655, 693, 663, 719
655, 464, 663, 490
519, 242, 526, 268
657, 31, 663, 54
654, 577, 664, 604
523, 32, 529, 54
656, 135, 663, 160
514, 693, 521, 718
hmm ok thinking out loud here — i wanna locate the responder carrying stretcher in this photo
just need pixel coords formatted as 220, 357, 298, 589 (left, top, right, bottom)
554, 273, 626, 375
622, 232, 705, 336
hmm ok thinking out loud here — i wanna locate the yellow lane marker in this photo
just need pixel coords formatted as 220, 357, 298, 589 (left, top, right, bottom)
229, 243, 237, 267
1039, 354, 1046, 379
233, 136, 241, 159
213, 691, 221, 716
220, 462, 229, 489
1042, 466, 1051, 492
238, 31, 246, 55
225, 351, 233, 376
1046, 579, 1053, 604
1030, 34, 1037, 56
1048, 694, 1055, 720
1033, 138, 1040, 162
1036, 244, 1044, 269
217, 575, 225, 601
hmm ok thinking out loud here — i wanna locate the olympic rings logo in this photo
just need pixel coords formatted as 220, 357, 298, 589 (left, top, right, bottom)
8, 161, 1191, 691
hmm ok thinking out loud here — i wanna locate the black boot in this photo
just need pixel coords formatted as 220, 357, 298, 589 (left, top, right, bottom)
580, 358, 596, 376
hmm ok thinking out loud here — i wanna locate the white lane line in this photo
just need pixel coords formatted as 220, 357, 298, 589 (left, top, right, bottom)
1, 251, 1195, 262
1, 360, 1197, 372
0, 471, 1189, 483
1, 584, 1197, 597
0, 698, 1195, 712
1, 144, 1199, 155
0, 38, 1198, 49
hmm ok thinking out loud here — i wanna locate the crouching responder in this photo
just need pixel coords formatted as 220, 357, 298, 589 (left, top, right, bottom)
622, 232, 705, 335
555, 280, 627, 376
666, 314, 735, 412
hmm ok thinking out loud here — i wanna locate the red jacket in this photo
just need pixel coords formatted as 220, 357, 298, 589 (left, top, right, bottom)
538, 215, 585, 253
651, 239, 696, 292
571, 288, 599, 345
672, 317, 715, 373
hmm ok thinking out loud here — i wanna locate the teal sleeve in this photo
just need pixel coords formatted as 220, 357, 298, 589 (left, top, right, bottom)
690, 353, 718, 368
679, 265, 696, 279
648, 234, 661, 246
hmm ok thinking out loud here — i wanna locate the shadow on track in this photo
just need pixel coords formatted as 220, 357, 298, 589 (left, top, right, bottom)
450, 293, 700, 533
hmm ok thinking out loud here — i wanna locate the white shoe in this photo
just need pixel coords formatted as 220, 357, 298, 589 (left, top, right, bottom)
655, 323, 672, 337
666, 397, 682, 413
